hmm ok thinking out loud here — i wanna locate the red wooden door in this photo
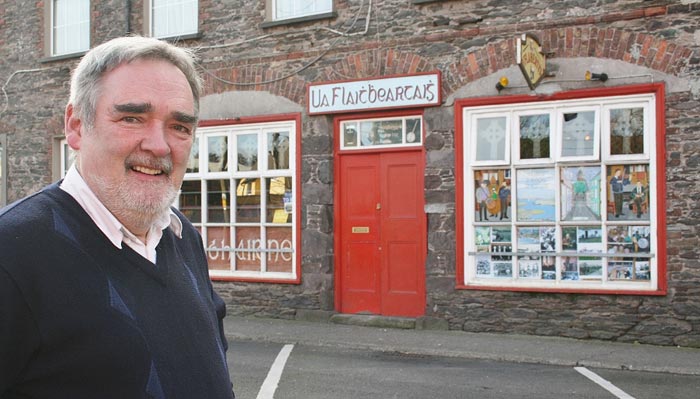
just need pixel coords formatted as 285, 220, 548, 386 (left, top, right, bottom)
338, 150, 426, 317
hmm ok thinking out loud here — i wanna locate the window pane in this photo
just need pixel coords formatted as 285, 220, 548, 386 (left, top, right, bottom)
205, 226, 231, 271
237, 134, 258, 171
266, 227, 293, 273
561, 111, 595, 157
53, 0, 89, 55
266, 177, 292, 223
343, 123, 358, 148
235, 178, 260, 223
186, 137, 199, 173
234, 226, 261, 271
206, 179, 230, 223
519, 114, 549, 159
179, 180, 202, 223
152, 0, 198, 37
275, 0, 331, 20
208, 136, 228, 172
560, 166, 601, 222
475, 117, 507, 161
268, 132, 290, 169
610, 107, 644, 155
606, 164, 649, 221
406, 118, 422, 144
516, 168, 556, 222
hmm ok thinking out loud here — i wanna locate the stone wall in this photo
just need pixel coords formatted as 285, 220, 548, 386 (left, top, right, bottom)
1, 0, 699, 346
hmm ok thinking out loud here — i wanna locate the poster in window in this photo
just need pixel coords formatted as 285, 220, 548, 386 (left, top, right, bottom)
476, 254, 492, 277
561, 111, 595, 157
561, 257, 579, 280
516, 168, 555, 222
541, 256, 556, 280
518, 258, 540, 278
561, 227, 578, 251
343, 123, 358, 147
406, 118, 422, 144
579, 257, 602, 279
561, 166, 601, 222
474, 169, 511, 222
610, 107, 644, 155
493, 262, 512, 278
576, 226, 603, 253
608, 261, 634, 280
475, 116, 507, 162
606, 164, 649, 221
519, 113, 550, 159
266, 177, 292, 224
516, 227, 540, 253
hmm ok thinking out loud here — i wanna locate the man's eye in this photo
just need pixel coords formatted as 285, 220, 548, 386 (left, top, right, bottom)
122, 116, 140, 123
173, 125, 192, 135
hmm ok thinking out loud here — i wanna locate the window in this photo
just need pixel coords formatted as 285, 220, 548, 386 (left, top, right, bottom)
59, 139, 74, 178
457, 85, 665, 294
340, 115, 423, 151
0, 134, 6, 206
51, 0, 90, 56
150, 0, 198, 39
178, 118, 300, 282
271, 0, 332, 21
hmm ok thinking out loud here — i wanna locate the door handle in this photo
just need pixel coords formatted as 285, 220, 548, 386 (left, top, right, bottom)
376, 203, 381, 210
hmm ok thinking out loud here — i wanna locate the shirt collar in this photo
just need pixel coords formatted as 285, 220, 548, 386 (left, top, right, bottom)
59, 164, 183, 249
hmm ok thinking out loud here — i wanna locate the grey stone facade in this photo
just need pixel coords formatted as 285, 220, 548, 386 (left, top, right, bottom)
1, 0, 699, 347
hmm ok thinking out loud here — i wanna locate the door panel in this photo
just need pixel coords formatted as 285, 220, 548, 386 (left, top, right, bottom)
339, 156, 381, 314
380, 152, 425, 317
338, 151, 425, 317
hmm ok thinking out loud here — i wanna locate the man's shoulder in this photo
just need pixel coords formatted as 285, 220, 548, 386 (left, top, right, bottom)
0, 185, 59, 229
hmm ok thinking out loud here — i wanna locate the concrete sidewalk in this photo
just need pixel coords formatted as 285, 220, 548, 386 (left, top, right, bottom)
224, 314, 700, 376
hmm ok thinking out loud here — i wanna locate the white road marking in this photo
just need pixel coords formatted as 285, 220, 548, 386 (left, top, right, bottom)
256, 344, 295, 399
574, 366, 636, 399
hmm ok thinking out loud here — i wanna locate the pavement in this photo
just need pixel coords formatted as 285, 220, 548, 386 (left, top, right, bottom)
224, 313, 700, 376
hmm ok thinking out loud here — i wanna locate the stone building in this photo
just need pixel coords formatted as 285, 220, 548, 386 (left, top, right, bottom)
1, 0, 699, 347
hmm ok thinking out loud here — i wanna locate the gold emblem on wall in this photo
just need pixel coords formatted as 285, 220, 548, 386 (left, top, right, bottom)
517, 33, 547, 90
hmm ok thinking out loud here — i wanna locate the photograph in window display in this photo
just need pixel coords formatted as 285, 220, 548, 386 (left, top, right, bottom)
607, 225, 651, 280
474, 169, 511, 222
607, 164, 649, 221
560, 166, 601, 221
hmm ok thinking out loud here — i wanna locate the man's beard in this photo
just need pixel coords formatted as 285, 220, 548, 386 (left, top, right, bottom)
92, 154, 179, 226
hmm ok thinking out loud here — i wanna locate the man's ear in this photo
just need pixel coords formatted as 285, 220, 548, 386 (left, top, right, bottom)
64, 104, 83, 151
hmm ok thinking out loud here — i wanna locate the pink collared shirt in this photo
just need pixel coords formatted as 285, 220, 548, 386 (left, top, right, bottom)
60, 165, 182, 263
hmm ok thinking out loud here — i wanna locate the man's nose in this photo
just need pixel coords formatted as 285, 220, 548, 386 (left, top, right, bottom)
140, 121, 171, 157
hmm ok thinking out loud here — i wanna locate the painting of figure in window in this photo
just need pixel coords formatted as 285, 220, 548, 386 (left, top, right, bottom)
607, 164, 649, 221
474, 169, 511, 222
561, 166, 601, 221
610, 107, 644, 155
561, 111, 595, 157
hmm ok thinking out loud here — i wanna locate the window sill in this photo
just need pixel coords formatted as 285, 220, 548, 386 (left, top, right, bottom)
155, 31, 203, 42
260, 12, 337, 29
456, 282, 666, 296
40, 50, 87, 63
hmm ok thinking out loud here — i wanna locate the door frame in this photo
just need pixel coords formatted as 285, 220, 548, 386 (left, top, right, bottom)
333, 109, 427, 316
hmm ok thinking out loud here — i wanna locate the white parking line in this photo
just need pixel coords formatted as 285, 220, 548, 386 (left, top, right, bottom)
256, 344, 295, 399
574, 367, 636, 399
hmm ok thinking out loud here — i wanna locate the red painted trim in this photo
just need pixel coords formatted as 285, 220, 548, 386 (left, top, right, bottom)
307, 71, 442, 115
202, 113, 303, 284
454, 83, 667, 295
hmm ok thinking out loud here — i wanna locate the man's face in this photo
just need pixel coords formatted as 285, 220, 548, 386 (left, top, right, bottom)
66, 59, 196, 225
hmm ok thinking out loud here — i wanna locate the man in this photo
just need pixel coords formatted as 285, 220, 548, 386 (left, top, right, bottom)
631, 181, 647, 218
498, 181, 510, 220
609, 168, 630, 218
0, 37, 235, 398
476, 180, 490, 221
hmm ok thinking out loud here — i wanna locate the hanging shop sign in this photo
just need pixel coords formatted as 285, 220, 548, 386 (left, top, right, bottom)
308, 72, 441, 115
517, 33, 547, 90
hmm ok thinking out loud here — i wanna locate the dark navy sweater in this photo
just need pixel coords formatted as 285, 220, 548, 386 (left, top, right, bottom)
0, 183, 235, 399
